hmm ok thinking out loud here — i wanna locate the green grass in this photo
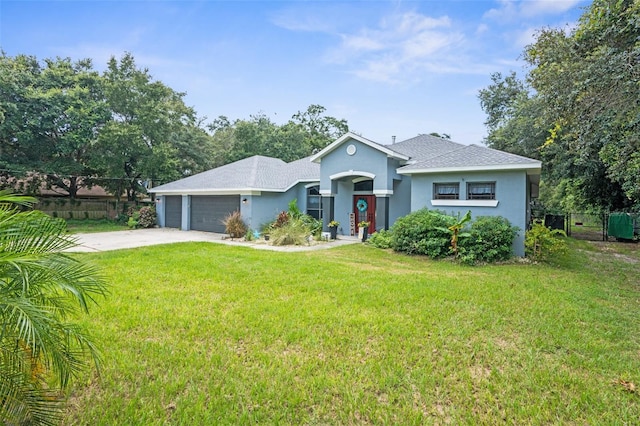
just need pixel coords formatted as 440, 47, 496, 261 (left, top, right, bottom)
63, 239, 640, 424
64, 218, 128, 233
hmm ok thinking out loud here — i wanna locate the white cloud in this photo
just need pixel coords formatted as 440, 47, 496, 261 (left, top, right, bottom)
514, 26, 540, 48
269, 3, 356, 33
476, 23, 490, 35
520, 0, 583, 17
352, 56, 402, 82
389, 12, 452, 33
484, 0, 584, 20
324, 11, 469, 83
483, 0, 518, 21
270, 11, 336, 33
342, 33, 386, 52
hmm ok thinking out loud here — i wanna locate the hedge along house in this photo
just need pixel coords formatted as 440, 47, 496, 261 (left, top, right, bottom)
150, 132, 541, 256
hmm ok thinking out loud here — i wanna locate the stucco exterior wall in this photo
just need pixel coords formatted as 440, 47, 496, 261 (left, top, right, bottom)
318, 137, 408, 234
389, 175, 412, 227
319, 140, 391, 193
410, 170, 529, 256
241, 189, 299, 231
155, 195, 166, 227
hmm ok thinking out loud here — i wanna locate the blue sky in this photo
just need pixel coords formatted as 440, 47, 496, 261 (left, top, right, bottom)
1, 0, 589, 145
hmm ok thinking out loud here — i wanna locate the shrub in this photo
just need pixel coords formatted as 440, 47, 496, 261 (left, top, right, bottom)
222, 211, 247, 239
525, 220, 567, 261
269, 218, 311, 246
272, 211, 290, 229
127, 216, 138, 229
126, 205, 156, 229
459, 216, 518, 264
288, 199, 302, 219
390, 209, 456, 258
299, 214, 322, 236
368, 229, 393, 249
411, 236, 451, 258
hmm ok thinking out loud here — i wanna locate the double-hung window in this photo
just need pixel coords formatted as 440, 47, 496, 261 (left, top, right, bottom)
467, 182, 496, 200
434, 183, 459, 200
306, 186, 323, 220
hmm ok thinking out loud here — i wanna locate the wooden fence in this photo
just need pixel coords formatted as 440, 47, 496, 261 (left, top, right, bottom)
35, 198, 145, 220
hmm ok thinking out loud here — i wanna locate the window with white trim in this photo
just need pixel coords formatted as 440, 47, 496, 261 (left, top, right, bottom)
434, 183, 459, 200
467, 182, 496, 200
306, 186, 323, 220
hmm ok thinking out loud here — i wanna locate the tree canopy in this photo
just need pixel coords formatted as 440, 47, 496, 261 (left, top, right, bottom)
207, 105, 349, 166
479, 0, 640, 211
0, 52, 349, 200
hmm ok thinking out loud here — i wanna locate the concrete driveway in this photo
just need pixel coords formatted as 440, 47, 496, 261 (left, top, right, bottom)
67, 228, 360, 253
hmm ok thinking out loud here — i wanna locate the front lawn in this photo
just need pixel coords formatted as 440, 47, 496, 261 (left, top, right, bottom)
65, 218, 128, 233
64, 240, 640, 424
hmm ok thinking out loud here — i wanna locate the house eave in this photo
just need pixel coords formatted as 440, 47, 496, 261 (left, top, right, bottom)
151, 188, 263, 196
150, 178, 320, 196
397, 163, 542, 175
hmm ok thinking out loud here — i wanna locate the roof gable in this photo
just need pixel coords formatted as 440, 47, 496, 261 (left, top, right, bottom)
310, 132, 409, 163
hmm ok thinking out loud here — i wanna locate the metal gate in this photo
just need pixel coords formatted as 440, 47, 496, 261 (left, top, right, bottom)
567, 212, 607, 241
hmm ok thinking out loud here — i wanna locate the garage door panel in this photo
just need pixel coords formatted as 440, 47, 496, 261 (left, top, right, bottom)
191, 196, 240, 233
165, 196, 182, 228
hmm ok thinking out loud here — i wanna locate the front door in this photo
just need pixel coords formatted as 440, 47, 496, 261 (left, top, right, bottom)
353, 195, 376, 231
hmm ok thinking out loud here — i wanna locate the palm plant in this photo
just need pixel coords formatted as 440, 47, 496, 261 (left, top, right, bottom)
447, 210, 472, 257
0, 191, 107, 425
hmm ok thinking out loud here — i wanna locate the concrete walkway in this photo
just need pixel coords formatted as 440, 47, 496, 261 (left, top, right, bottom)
67, 228, 361, 253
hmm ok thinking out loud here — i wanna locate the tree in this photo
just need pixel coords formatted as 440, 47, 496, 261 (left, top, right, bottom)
0, 54, 48, 194
478, 72, 545, 160
289, 104, 349, 153
525, 0, 640, 210
35, 58, 110, 198
95, 53, 211, 200
0, 55, 110, 197
479, 0, 640, 211
0, 191, 107, 424
207, 105, 350, 166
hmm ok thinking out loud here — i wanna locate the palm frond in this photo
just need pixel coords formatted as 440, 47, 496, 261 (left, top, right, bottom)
0, 191, 107, 424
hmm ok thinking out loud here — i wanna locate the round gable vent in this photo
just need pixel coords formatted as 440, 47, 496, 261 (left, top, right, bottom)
346, 144, 357, 155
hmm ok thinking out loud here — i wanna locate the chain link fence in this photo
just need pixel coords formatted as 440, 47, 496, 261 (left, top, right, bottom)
532, 208, 639, 241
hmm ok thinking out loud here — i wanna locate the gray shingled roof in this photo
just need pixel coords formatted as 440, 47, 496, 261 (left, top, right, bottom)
383, 134, 465, 160
151, 155, 319, 193
397, 144, 541, 173
152, 134, 540, 194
